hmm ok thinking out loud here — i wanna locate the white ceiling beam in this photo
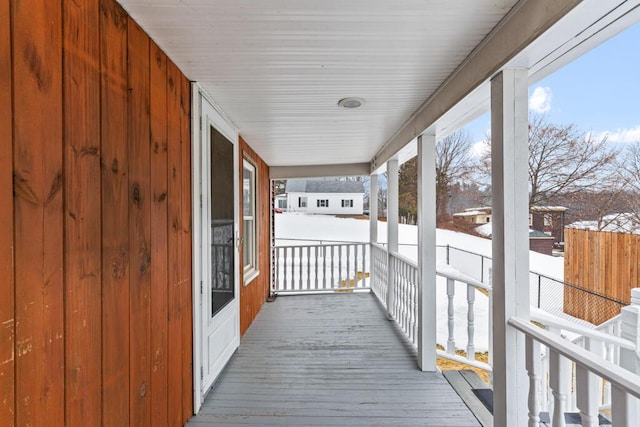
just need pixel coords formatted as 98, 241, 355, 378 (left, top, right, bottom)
370, 0, 581, 172
269, 163, 370, 180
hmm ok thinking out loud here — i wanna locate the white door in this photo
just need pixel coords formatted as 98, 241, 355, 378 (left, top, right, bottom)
194, 89, 240, 408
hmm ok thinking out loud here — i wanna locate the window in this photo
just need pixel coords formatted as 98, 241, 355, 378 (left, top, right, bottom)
278, 199, 287, 209
341, 199, 353, 208
243, 159, 258, 283
298, 196, 307, 208
317, 199, 329, 207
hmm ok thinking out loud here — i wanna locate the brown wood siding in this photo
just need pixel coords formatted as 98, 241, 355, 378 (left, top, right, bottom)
2, 0, 194, 425
564, 228, 637, 324
0, 1, 14, 424
63, 0, 103, 424
239, 138, 271, 336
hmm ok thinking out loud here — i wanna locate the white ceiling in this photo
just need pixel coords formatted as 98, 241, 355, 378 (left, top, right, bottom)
119, 0, 519, 167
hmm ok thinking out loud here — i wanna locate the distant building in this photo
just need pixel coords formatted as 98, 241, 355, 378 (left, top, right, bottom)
283, 178, 365, 215
452, 207, 492, 224
568, 213, 640, 235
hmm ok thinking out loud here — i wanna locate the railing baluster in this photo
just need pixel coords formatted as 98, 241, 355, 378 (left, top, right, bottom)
283, 247, 288, 291
467, 283, 475, 360
525, 336, 541, 427
575, 363, 599, 427
338, 245, 343, 289
354, 244, 359, 289
330, 245, 335, 288
549, 348, 569, 427
447, 278, 455, 354
611, 385, 634, 426
306, 246, 311, 290
314, 246, 318, 289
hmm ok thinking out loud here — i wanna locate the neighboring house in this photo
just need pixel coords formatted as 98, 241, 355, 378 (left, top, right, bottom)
285, 179, 365, 215
456, 205, 567, 245
476, 224, 556, 256
568, 213, 640, 234
529, 206, 567, 244
452, 207, 492, 224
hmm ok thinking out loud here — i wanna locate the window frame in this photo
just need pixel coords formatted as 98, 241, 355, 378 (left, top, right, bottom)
242, 158, 259, 284
341, 199, 353, 208
317, 199, 329, 208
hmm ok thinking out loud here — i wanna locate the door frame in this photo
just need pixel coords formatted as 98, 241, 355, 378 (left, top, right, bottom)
192, 83, 241, 412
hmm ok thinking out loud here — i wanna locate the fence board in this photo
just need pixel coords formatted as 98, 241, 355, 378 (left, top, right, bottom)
565, 229, 637, 324
180, 74, 194, 423
128, 18, 152, 426
150, 41, 169, 427
63, 0, 103, 423
0, 1, 14, 424
166, 59, 184, 427
100, 1, 131, 424
13, 0, 65, 424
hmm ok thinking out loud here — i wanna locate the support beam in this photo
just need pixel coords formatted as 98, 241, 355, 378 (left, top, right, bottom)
386, 158, 399, 319
417, 134, 437, 371
491, 69, 530, 427
369, 174, 378, 244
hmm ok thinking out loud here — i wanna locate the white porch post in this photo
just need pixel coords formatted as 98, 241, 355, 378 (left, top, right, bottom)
417, 133, 437, 371
370, 174, 378, 244
491, 68, 530, 427
386, 158, 399, 319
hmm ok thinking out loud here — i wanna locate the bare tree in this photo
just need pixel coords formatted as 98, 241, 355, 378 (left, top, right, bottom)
480, 114, 619, 206
398, 129, 473, 224
619, 142, 640, 225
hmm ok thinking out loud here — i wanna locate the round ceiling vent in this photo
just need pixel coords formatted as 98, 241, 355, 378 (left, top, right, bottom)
337, 97, 366, 109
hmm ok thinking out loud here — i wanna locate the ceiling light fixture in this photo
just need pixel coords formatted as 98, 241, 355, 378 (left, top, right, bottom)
337, 97, 365, 109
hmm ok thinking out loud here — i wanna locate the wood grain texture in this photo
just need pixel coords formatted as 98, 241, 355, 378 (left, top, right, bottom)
128, 18, 152, 426
100, 1, 131, 424
150, 41, 169, 427
166, 59, 184, 427
564, 229, 634, 324
180, 74, 194, 423
239, 137, 271, 336
12, 0, 65, 425
0, 1, 14, 424
63, 0, 103, 424
187, 294, 480, 426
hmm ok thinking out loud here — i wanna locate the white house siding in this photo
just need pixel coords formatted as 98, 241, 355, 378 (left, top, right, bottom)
287, 192, 363, 215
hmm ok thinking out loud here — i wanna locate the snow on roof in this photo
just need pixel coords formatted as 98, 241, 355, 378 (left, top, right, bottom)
530, 206, 568, 212
453, 210, 490, 217
476, 223, 553, 239
285, 178, 364, 194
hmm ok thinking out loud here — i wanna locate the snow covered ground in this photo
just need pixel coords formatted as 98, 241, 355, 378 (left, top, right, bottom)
275, 213, 566, 352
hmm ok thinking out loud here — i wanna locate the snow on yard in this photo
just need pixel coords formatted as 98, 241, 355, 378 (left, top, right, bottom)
275, 213, 566, 352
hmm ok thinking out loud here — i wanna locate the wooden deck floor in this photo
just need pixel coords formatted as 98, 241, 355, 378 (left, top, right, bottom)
188, 293, 481, 426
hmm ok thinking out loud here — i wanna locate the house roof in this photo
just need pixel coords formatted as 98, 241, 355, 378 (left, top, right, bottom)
286, 179, 364, 194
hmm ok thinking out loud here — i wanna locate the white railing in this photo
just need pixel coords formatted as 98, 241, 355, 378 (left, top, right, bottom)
511, 316, 640, 426
273, 242, 369, 293
370, 244, 492, 373
371, 243, 388, 306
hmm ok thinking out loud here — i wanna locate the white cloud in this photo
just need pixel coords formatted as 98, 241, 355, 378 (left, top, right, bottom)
590, 126, 640, 143
529, 86, 553, 113
469, 140, 490, 158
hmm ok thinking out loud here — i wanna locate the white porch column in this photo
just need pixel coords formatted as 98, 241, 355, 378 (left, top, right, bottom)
369, 174, 378, 244
491, 68, 530, 427
417, 133, 437, 371
386, 158, 399, 319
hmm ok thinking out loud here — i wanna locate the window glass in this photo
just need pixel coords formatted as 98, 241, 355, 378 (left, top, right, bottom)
243, 159, 257, 282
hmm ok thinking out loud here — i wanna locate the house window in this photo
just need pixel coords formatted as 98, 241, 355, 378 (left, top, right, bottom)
341, 199, 353, 208
243, 159, 258, 283
278, 199, 287, 209
298, 196, 307, 208
317, 199, 329, 207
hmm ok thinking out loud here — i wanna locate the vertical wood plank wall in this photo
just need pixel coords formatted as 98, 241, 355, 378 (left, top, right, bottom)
0, 0, 194, 425
564, 228, 638, 324
239, 138, 272, 336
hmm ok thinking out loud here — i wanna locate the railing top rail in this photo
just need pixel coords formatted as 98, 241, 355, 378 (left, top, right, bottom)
371, 242, 388, 252
389, 250, 418, 269
509, 316, 640, 400
275, 237, 369, 245
274, 242, 368, 250
437, 265, 491, 291
531, 308, 635, 350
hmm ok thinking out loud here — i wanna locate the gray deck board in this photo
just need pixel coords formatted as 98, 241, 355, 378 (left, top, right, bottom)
187, 293, 481, 426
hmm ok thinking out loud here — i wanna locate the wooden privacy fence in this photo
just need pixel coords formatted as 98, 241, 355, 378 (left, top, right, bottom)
564, 228, 639, 324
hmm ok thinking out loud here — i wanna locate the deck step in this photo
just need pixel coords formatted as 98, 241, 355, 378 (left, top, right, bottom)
444, 371, 612, 427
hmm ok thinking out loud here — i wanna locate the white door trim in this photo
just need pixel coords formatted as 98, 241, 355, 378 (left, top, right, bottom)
192, 83, 240, 413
